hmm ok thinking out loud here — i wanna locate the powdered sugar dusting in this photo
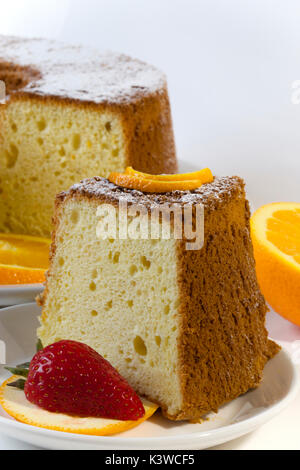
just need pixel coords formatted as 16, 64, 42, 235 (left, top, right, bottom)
0, 35, 166, 104
65, 176, 244, 209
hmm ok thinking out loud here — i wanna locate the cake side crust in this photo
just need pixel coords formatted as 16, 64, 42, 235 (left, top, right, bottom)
172, 179, 280, 421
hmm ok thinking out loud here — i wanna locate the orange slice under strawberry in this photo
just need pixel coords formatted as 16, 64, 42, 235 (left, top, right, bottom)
0, 375, 158, 436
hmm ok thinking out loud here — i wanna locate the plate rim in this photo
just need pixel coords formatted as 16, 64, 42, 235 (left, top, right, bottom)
0, 284, 44, 291
0, 303, 299, 448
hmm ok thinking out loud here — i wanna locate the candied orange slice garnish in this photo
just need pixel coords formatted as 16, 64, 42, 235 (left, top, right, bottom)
0, 234, 51, 285
109, 168, 213, 193
125, 166, 213, 183
109, 174, 204, 192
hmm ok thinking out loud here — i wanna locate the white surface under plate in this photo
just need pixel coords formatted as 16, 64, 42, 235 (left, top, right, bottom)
0, 303, 298, 450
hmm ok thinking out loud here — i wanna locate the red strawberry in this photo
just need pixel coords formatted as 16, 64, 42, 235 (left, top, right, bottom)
24, 340, 145, 421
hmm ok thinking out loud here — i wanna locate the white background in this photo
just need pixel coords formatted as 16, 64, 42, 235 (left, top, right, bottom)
0, 0, 299, 450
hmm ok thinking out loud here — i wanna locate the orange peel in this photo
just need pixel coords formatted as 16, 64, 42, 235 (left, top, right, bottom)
0, 375, 159, 436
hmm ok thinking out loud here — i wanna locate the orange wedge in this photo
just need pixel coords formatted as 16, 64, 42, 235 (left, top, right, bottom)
0, 234, 51, 285
125, 166, 214, 182
0, 375, 159, 436
251, 202, 300, 325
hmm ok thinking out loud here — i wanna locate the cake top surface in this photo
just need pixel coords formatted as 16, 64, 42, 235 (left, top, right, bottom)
0, 35, 166, 105
62, 176, 244, 209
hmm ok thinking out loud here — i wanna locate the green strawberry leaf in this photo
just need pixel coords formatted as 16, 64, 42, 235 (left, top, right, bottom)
7, 379, 26, 390
16, 362, 31, 369
4, 367, 29, 378
36, 338, 43, 352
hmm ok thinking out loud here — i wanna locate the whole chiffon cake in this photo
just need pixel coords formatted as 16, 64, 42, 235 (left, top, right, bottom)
0, 35, 177, 236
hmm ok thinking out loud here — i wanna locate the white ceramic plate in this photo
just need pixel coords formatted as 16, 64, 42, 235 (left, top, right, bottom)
0, 284, 44, 308
0, 303, 298, 450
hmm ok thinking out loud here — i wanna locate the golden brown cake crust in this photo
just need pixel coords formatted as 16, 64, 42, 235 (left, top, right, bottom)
174, 182, 280, 420
0, 35, 177, 174
0, 61, 41, 94
40, 176, 280, 420
53, 174, 245, 209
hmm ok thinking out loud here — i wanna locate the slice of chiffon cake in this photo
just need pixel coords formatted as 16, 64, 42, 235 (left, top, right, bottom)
38, 176, 279, 421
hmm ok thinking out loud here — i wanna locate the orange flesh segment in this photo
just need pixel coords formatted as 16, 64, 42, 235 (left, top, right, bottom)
250, 202, 300, 326
266, 209, 300, 262
0, 234, 50, 268
0, 234, 51, 285
125, 166, 213, 182
109, 168, 214, 193
0, 375, 159, 436
0, 265, 46, 285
